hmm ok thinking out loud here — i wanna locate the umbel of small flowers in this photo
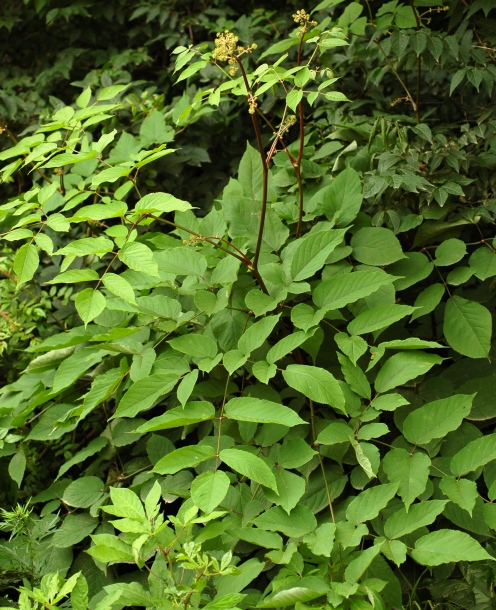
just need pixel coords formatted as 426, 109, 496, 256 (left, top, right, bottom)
211, 30, 257, 76
292, 8, 317, 36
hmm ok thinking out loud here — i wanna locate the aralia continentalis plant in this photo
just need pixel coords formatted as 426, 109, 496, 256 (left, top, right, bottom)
173, 9, 350, 290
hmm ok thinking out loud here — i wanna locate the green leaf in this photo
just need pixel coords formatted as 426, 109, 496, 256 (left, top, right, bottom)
286, 89, 303, 112
114, 373, 179, 418
135, 192, 191, 214
446, 266, 473, 285
290, 228, 346, 281
278, 437, 316, 469
411, 530, 492, 566
282, 364, 345, 411
91, 165, 130, 187
70, 574, 89, 610
87, 534, 134, 563
75, 288, 106, 325
335, 332, 368, 365
303, 523, 335, 557
353, 440, 378, 479
382, 448, 431, 510
351, 227, 405, 266
263, 469, 306, 514
225, 397, 305, 427
76, 87, 91, 108
169, 334, 217, 359
372, 393, 409, 411
324, 91, 350, 101
102, 273, 136, 304
68, 199, 123, 223
322, 167, 362, 226
52, 514, 98, 549
313, 269, 396, 310
374, 351, 442, 393
139, 109, 174, 144
413, 123, 433, 143
252, 505, 317, 538
388, 252, 433, 291
55, 236, 113, 257
135, 295, 181, 320
450, 433, 496, 476
13, 243, 39, 286
191, 471, 231, 513
238, 314, 280, 356
176, 60, 207, 83
97, 84, 129, 100
260, 38, 300, 58
4, 228, 33, 241
223, 350, 248, 374
469, 247, 496, 280
444, 296, 492, 359
291, 303, 325, 332
403, 394, 474, 445
381, 539, 407, 567
345, 544, 383, 584
56, 436, 108, 479
63, 476, 105, 508
45, 213, 70, 232
346, 483, 398, 524
411, 284, 445, 321
47, 269, 99, 284
104, 487, 145, 520
137, 401, 215, 432
155, 247, 207, 276
316, 421, 354, 445
177, 369, 199, 406
434, 238, 466, 266
252, 360, 277, 383
440, 476, 478, 515
348, 304, 415, 336
205, 594, 247, 610
8, 448, 26, 487
357, 423, 389, 441
154, 445, 216, 475
42, 151, 97, 168
220, 448, 278, 492
118, 242, 159, 277
245, 290, 279, 317
266, 331, 314, 364
338, 353, 371, 399
384, 500, 448, 539
216, 558, 264, 596
257, 576, 329, 608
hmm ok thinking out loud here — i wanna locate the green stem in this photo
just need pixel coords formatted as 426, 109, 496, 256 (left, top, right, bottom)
295, 36, 305, 238
410, 0, 422, 123
374, 39, 419, 121
150, 215, 268, 293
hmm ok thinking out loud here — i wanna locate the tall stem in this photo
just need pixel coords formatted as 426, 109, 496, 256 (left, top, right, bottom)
374, 39, 419, 122
236, 58, 268, 272
410, 0, 422, 123
295, 36, 305, 238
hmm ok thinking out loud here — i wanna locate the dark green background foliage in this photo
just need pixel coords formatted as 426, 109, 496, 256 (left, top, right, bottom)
0, 0, 495, 608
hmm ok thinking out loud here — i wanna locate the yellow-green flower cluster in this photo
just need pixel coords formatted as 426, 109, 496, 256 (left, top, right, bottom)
212, 30, 239, 63
293, 9, 317, 36
212, 30, 257, 76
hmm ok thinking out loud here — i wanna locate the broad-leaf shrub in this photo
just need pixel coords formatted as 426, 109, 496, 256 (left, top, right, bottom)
0, 2, 496, 609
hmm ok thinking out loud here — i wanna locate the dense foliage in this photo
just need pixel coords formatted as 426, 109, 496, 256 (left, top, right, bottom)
0, 0, 495, 608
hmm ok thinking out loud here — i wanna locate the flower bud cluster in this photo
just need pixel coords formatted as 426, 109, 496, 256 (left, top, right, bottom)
212, 30, 257, 76
293, 9, 317, 37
